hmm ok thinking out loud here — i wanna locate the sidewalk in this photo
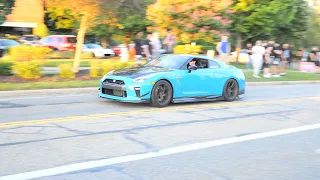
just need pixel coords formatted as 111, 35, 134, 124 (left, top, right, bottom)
42, 67, 90, 74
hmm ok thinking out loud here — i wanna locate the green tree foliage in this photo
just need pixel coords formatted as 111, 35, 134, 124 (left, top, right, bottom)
46, 7, 76, 30
34, 24, 50, 38
88, 0, 155, 44
231, 0, 310, 46
0, 0, 15, 24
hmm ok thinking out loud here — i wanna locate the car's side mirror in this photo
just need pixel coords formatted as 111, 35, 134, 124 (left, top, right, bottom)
188, 65, 197, 73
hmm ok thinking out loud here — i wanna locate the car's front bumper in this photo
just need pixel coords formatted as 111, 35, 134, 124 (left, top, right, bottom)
98, 76, 153, 103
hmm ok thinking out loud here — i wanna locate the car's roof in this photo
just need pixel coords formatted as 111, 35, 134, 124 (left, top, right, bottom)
47, 35, 76, 37
166, 54, 214, 59
166, 54, 228, 68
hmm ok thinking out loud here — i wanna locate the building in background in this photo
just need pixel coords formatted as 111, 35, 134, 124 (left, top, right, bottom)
0, 0, 44, 35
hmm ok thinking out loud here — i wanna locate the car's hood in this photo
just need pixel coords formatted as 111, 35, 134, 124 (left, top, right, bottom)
110, 66, 173, 78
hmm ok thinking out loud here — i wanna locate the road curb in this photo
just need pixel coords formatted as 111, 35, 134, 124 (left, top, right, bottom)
1, 81, 320, 98
246, 80, 320, 86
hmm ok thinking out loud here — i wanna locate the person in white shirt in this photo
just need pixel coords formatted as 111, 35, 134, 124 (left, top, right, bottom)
150, 31, 162, 59
251, 40, 266, 78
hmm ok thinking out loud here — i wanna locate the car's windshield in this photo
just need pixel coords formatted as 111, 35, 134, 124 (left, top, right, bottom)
144, 55, 190, 69
87, 44, 102, 49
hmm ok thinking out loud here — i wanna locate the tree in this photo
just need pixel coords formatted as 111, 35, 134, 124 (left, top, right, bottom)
231, 0, 310, 47
0, 0, 15, 24
34, 24, 50, 38
46, 0, 121, 72
270, 0, 310, 44
88, 0, 155, 46
146, 0, 234, 44
46, 6, 76, 30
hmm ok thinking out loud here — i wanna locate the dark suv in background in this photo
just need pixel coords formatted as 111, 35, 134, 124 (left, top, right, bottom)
38, 35, 77, 51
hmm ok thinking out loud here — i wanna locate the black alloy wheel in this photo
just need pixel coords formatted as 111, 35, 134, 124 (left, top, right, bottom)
151, 80, 173, 107
223, 79, 239, 101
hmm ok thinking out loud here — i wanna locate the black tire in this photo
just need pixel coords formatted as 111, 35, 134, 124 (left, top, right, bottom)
150, 80, 173, 107
223, 79, 239, 101
91, 52, 96, 58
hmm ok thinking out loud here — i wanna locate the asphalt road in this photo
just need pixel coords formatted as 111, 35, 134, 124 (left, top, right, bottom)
0, 84, 320, 180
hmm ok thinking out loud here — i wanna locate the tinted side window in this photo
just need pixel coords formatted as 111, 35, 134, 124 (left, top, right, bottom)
209, 60, 220, 69
191, 58, 209, 69
57, 37, 63, 43
67, 37, 76, 43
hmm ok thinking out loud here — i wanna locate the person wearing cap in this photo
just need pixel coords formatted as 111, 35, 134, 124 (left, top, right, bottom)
251, 40, 266, 78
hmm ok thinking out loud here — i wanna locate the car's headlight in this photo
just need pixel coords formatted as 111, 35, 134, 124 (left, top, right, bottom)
132, 74, 154, 83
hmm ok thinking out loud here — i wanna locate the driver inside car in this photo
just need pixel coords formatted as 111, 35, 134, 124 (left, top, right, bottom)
189, 60, 197, 67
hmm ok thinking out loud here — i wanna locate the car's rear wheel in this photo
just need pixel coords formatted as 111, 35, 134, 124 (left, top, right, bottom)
151, 80, 173, 107
223, 79, 239, 101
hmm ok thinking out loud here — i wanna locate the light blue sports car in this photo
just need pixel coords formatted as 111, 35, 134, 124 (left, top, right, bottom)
99, 54, 246, 107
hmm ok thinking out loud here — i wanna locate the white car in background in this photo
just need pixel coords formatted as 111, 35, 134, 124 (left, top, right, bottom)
82, 43, 115, 58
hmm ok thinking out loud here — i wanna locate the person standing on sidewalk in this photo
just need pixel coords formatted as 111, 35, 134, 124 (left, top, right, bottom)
262, 41, 273, 78
150, 31, 162, 59
162, 28, 177, 54
143, 32, 153, 61
216, 36, 231, 64
134, 32, 144, 66
271, 43, 283, 77
280, 43, 292, 76
251, 40, 266, 78
246, 43, 253, 70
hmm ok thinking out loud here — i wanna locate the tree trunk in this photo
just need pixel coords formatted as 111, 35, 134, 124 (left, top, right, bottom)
236, 32, 242, 63
101, 36, 107, 48
73, 14, 88, 73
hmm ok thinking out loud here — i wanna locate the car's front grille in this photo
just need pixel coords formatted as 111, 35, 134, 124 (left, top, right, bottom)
102, 88, 127, 97
104, 79, 125, 85
102, 79, 127, 97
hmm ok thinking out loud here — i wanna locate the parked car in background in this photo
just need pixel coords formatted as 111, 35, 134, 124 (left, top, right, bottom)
82, 43, 115, 58
38, 35, 77, 51
18, 35, 41, 45
0, 39, 20, 57
111, 44, 125, 56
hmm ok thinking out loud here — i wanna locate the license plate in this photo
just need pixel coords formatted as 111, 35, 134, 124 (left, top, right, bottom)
113, 90, 123, 96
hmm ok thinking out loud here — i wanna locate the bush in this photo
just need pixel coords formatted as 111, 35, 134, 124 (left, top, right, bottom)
9, 46, 52, 63
174, 45, 203, 54
33, 24, 49, 38
89, 60, 101, 78
12, 61, 41, 79
6, 35, 20, 40
58, 64, 75, 79
101, 61, 116, 75
0, 61, 13, 75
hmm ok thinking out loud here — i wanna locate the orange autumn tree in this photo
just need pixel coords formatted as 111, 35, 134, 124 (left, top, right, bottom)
146, 0, 234, 44
46, 0, 121, 72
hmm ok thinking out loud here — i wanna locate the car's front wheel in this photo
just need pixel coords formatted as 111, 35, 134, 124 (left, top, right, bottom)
223, 79, 239, 101
151, 80, 173, 107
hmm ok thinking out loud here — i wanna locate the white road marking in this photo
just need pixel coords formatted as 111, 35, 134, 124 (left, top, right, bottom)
1, 123, 320, 180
